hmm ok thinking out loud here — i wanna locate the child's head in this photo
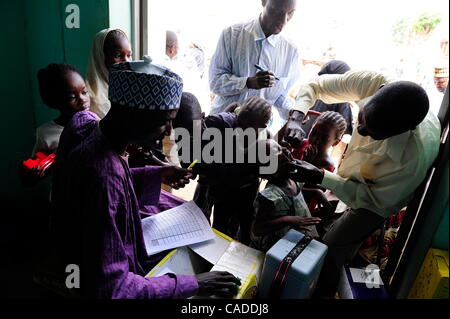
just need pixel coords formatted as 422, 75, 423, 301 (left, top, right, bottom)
172, 92, 203, 135
259, 138, 295, 181
37, 63, 90, 117
103, 29, 132, 70
237, 97, 272, 130
308, 111, 347, 151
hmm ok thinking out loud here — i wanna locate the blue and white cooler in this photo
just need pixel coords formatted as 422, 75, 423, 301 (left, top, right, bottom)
258, 229, 328, 299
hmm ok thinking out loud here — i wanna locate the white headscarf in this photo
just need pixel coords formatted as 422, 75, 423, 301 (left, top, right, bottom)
86, 28, 128, 118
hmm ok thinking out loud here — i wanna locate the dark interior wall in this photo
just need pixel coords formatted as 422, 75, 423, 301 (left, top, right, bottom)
431, 161, 449, 251
0, 0, 109, 201
0, 0, 38, 201
25, 0, 110, 133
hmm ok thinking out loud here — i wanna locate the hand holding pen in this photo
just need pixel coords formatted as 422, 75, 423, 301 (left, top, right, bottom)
246, 64, 279, 90
254, 64, 280, 81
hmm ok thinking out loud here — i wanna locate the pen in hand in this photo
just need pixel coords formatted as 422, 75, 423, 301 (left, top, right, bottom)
188, 159, 198, 169
254, 64, 280, 81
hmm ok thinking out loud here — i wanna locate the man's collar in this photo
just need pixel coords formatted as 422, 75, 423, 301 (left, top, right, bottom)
253, 16, 280, 47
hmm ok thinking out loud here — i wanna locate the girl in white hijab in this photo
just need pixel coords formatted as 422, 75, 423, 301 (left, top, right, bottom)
86, 29, 132, 118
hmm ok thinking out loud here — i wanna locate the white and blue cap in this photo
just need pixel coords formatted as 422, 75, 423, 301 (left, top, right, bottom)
108, 56, 184, 110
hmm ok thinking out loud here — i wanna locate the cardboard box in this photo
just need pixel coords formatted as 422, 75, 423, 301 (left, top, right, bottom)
408, 248, 449, 299
146, 229, 264, 299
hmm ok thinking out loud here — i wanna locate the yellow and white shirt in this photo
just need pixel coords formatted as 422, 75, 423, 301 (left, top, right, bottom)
294, 70, 441, 218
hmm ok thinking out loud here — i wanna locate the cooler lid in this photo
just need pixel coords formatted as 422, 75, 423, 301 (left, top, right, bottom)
265, 229, 328, 275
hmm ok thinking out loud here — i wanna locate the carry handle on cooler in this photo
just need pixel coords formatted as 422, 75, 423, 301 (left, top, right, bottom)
268, 235, 313, 299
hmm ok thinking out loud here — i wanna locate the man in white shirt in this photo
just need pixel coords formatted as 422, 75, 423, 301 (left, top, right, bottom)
208, 0, 300, 121
285, 70, 441, 297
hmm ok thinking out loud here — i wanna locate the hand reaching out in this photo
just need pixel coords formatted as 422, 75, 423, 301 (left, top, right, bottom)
195, 271, 241, 298
160, 165, 193, 189
284, 160, 325, 185
284, 118, 306, 149
290, 216, 322, 233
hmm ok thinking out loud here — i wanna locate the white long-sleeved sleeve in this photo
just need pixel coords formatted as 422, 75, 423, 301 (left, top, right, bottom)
321, 165, 422, 217
208, 29, 249, 97
293, 70, 390, 114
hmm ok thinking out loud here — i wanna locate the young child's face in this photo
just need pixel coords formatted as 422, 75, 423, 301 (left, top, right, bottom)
60, 71, 90, 116
263, 139, 300, 179
105, 37, 132, 70
265, 139, 292, 166
308, 121, 339, 151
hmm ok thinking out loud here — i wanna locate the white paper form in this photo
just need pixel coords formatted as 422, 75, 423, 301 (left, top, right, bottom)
211, 241, 264, 281
188, 231, 231, 265
141, 201, 215, 256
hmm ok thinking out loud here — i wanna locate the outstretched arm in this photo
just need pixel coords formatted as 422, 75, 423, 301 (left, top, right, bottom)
294, 70, 390, 115
252, 196, 320, 236
285, 71, 390, 148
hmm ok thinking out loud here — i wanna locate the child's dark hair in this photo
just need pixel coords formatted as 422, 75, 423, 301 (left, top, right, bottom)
172, 92, 202, 132
237, 96, 272, 128
104, 29, 128, 56
37, 63, 80, 109
315, 111, 347, 139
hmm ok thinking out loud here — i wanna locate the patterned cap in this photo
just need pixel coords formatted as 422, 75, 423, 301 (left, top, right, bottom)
109, 56, 184, 110
434, 66, 449, 78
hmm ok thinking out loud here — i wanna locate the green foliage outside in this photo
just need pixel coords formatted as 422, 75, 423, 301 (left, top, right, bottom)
392, 13, 442, 45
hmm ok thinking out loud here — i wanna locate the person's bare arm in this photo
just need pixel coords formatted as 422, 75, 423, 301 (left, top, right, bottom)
286, 71, 391, 148
253, 215, 320, 236
302, 187, 333, 213
252, 196, 320, 236
283, 110, 306, 148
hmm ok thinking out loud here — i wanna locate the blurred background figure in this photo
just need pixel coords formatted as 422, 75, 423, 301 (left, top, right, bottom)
434, 65, 448, 93
166, 30, 180, 60
429, 63, 448, 115
187, 42, 206, 78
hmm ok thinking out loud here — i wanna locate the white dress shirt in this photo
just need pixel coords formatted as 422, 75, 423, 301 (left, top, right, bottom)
294, 70, 441, 218
208, 17, 300, 119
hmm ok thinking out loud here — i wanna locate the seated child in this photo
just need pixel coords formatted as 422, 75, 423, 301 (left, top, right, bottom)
250, 139, 321, 252
292, 111, 347, 214
33, 63, 90, 155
